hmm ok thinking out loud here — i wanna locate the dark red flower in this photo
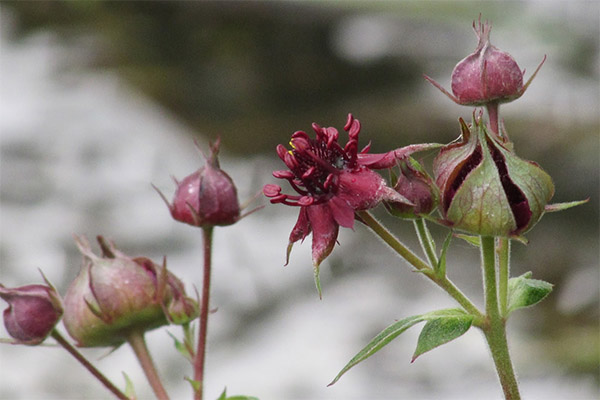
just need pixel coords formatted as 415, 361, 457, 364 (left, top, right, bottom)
264, 114, 438, 295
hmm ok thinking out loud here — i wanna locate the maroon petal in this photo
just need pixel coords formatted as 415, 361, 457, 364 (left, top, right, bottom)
327, 196, 355, 229
358, 143, 442, 169
306, 203, 339, 267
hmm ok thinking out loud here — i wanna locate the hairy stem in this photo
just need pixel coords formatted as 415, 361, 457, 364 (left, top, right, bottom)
127, 330, 169, 400
193, 226, 214, 400
480, 236, 521, 400
51, 330, 130, 400
356, 210, 483, 321
497, 237, 511, 317
413, 218, 438, 268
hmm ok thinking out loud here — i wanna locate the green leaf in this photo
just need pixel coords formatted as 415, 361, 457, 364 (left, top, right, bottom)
168, 330, 193, 363
122, 372, 137, 400
544, 199, 589, 213
411, 312, 473, 362
217, 388, 228, 400
185, 377, 201, 393
328, 308, 470, 386
507, 272, 553, 314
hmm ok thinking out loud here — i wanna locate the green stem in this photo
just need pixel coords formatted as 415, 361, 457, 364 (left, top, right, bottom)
413, 218, 438, 268
497, 237, 511, 317
127, 330, 169, 400
51, 330, 130, 400
356, 210, 483, 321
480, 236, 521, 400
193, 226, 214, 400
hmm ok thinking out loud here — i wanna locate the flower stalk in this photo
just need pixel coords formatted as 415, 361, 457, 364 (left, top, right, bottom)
480, 236, 520, 400
356, 210, 483, 321
127, 330, 170, 400
50, 330, 130, 400
193, 226, 214, 400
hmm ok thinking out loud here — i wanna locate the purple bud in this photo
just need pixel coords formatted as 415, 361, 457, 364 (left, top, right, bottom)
156, 138, 240, 228
385, 157, 439, 219
424, 16, 545, 107
0, 281, 63, 345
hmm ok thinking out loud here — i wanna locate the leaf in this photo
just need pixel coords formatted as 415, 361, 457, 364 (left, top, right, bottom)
507, 272, 553, 314
454, 233, 480, 247
122, 372, 137, 399
411, 312, 473, 362
544, 199, 589, 213
185, 377, 201, 393
328, 308, 470, 386
168, 331, 193, 363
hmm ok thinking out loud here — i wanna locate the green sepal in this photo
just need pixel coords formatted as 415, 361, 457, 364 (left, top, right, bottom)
314, 265, 322, 300
454, 233, 481, 247
544, 199, 589, 213
411, 310, 473, 362
122, 372, 137, 400
329, 308, 472, 386
507, 272, 553, 315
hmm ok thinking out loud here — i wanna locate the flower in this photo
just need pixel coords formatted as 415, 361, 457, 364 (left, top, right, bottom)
63, 236, 198, 347
264, 114, 439, 295
433, 114, 554, 237
385, 156, 439, 219
155, 138, 240, 228
424, 16, 545, 106
0, 275, 63, 345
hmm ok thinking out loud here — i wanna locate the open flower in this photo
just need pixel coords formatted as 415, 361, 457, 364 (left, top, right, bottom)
264, 114, 438, 295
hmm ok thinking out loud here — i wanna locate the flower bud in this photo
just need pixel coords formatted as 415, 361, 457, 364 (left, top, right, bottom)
385, 157, 439, 219
156, 138, 240, 228
63, 236, 198, 347
0, 278, 63, 345
424, 16, 544, 107
434, 115, 554, 237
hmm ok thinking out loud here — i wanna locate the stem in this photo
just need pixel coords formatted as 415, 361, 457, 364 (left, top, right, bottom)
193, 226, 214, 400
497, 237, 511, 317
486, 101, 500, 136
127, 331, 169, 400
356, 210, 483, 320
480, 236, 521, 400
413, 218, 438, 268
50, 330, 130, 400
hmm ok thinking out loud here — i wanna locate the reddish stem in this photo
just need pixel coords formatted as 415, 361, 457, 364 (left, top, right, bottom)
193, 226, 214, 400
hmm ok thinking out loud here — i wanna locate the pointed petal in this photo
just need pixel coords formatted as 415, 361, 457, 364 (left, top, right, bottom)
286, 207, 311, 265
328, 196, 355, 229
358, 143, 442, 169
307, 204, 339, 269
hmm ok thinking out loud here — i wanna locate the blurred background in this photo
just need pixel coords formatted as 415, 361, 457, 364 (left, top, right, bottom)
0, 1, 598, 399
